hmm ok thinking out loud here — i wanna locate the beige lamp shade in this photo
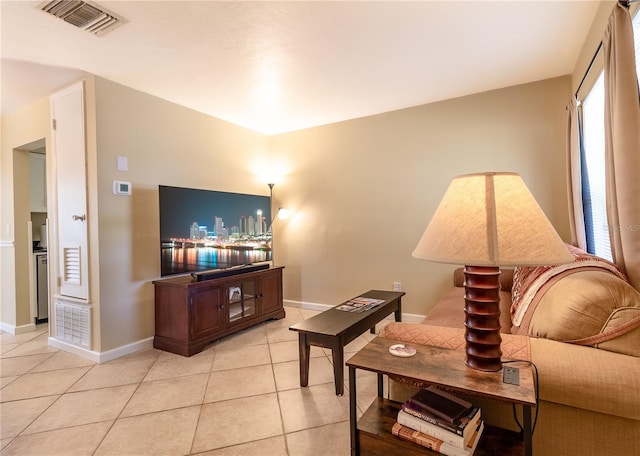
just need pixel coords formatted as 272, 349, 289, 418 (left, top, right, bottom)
412, 172, 574, 267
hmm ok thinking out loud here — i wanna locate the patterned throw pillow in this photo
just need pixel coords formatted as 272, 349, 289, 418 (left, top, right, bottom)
510, 244, 627, 328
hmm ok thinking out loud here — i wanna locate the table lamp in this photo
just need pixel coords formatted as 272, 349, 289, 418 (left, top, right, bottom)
412, 172, 574, 371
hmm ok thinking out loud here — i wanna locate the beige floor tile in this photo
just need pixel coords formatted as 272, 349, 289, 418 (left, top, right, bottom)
24, 384, 137, 434
211, 343, 271, 371
278, 383, 350, 433
1, 437, 12, 451
191, 393, 283, 453
0, 343, 19, 355
105, 347, 162, 364
94, 406, 200, 456
68, 358, 155, 392
0, 375, 18, 388
265, 312, 303, 329
204, 364, 275, 403
1, 334, 57, 358
121, 372, 208, 417
285, 421, 351, 456
216, 324, 267, 348
0, 330, 45, 346
0, 366, 91, 402
1, 421, 112, 456
347, 372, 384, 416
28, 350, 95, 373
266, 325, 298, 344
268, 340, 324, 364
0, 354, 52, 377
1, 305, 381, 455
195, 435, 288, 456
144, 349, 214, 382
0, 395, 59, 439
272, 356, 336, 392
344, 334, 374, 354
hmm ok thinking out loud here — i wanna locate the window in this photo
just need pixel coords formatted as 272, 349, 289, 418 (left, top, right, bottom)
581, 72, 610, 259
579, 8, 640, 261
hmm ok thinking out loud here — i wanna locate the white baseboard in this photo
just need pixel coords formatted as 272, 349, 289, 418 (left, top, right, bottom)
284, 299, 332, 312
97, 337, 154, 363
49, 336, 155, 363
283, 299, 425, 323
0, 321, 37, 335
48, 337, 101, 362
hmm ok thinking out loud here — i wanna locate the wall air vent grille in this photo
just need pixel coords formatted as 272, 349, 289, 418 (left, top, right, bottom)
55, 299, 91, 349
38, 0, 125, 35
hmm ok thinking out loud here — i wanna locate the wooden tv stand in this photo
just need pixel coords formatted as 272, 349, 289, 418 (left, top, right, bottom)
153, 266, 285, 356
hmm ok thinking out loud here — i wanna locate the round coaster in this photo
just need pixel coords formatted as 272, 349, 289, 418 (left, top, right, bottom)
389, 344, 417, 357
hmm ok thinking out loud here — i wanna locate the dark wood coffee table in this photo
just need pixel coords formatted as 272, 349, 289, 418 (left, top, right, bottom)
289, 290, 405, 395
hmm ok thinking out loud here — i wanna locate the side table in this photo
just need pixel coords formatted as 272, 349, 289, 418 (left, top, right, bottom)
346, 337, 536, 456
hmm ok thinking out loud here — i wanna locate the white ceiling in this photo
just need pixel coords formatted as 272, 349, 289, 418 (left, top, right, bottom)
1, 1, 600, 135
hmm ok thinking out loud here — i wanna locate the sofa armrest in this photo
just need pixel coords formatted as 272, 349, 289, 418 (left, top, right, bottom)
530, 337, 640, 420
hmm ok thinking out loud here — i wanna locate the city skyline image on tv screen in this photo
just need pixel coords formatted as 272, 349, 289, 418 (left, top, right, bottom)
159, 185, 272, 276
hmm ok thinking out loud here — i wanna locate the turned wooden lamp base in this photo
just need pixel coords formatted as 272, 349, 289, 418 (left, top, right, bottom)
463, 265, 503, 372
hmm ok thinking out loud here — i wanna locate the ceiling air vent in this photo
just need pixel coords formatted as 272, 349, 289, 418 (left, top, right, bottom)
38, 0, 125, 36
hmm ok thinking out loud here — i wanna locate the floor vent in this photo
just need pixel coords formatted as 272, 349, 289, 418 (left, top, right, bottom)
55, 299, 91, 349
38, 0, 125, 36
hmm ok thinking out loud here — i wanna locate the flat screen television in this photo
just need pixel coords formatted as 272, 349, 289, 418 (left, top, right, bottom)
159, 185, 272, 277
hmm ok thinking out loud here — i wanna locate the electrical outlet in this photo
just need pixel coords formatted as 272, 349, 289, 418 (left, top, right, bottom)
503, 366, 520, 385
393, 282, 402, 292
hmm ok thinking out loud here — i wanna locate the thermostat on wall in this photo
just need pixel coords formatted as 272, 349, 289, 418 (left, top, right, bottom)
113, 181, 132, 195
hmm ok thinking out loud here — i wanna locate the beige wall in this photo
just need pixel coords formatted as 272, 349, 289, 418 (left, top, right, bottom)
92, 78, 270, 351
0, 98, 50, 330
271, 76, 572, 316
1, 75, 572, 350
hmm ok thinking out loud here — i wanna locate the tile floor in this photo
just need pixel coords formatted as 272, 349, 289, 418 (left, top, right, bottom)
0, 307, 391, 455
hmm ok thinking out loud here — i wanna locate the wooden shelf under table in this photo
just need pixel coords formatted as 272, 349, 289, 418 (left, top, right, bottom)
347, 337, 536, 456
357, 397, 524, 456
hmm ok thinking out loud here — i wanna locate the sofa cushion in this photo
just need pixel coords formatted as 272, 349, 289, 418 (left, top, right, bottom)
510, 244, 627, 329
596, 308, 640, 356
527, 269, 640, 356
566, 306, 640, 358
530, 337, 640, 421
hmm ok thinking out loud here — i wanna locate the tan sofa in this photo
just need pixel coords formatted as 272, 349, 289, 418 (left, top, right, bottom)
381, 252, 640, 456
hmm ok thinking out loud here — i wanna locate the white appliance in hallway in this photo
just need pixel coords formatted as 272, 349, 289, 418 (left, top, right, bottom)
35, 251, 48, 323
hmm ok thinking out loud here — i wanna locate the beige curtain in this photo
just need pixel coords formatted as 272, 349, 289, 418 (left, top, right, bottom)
603, 1, 640, 290
566, 96, 588, 251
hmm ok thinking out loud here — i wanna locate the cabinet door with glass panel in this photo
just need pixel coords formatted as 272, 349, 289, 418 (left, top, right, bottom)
225, 278, 259, 326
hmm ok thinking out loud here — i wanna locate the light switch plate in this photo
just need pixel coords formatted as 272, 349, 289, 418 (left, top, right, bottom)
117, 156, 128, 171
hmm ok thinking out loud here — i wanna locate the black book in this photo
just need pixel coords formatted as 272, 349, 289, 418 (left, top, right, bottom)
407, 386, 473, 424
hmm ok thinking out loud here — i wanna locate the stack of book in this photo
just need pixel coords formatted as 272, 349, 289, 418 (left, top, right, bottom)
392, 385, 484, 456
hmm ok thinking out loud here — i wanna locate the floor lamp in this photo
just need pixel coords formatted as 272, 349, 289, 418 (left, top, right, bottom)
412, 172, 573, 371
268, 183, 289, 266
